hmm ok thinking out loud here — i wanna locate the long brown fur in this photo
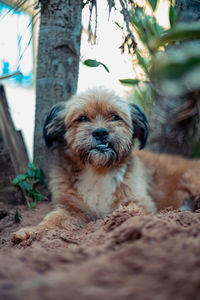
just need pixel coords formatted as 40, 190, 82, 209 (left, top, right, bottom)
12, 87, 200, 242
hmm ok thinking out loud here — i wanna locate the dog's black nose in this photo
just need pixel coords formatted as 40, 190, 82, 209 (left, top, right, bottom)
92, 128, 109, 141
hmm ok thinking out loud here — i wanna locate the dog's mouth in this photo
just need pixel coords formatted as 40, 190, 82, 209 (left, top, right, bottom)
94, 143, 109, 152
81, 141, 117, 167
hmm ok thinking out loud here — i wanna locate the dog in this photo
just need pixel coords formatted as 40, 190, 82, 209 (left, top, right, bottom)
12, 87, 200, 242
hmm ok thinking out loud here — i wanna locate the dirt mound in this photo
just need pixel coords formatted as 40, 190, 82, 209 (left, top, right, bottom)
0, 202, 200, 300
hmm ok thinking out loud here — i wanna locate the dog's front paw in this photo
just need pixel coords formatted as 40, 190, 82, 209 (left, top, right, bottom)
11, 227, 38, 243
118, 202, 143, 213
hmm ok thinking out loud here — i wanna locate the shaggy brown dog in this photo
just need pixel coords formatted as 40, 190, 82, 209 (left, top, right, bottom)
12, 88, 200, 242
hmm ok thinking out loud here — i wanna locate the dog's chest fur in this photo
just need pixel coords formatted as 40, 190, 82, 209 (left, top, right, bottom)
75, 166, 126, 218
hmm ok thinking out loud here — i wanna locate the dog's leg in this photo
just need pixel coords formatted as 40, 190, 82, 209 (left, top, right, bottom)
115, 201, 151, 215
120, 195, 157, 214
11, 208, 84, 243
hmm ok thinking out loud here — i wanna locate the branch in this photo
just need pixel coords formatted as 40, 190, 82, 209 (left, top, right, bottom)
118, 0, 137, 50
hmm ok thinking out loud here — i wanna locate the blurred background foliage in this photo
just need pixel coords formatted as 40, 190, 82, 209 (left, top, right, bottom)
2, 0, 200, 158
84, 0, 200, 157
122, 1, 200, 111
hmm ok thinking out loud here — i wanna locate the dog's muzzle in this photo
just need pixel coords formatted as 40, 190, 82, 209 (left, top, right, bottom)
77, 127, 116, 167
92, 127, 110, 152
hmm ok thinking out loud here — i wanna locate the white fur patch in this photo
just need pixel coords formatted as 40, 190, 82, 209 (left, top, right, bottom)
76, 165, 126, 218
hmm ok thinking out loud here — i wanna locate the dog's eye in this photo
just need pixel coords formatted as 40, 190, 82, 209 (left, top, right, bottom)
77, 115, 89, 122
110, 114, 121, 121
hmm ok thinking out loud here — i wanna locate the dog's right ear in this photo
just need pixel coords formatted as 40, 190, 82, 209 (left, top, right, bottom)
43, 103, 66, 148
129, 103, 149, 149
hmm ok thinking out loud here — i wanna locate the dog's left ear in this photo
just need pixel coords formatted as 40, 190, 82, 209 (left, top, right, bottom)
129, 103, 149, 149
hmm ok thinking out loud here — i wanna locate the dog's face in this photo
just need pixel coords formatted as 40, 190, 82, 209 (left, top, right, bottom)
44, 88, 148, 168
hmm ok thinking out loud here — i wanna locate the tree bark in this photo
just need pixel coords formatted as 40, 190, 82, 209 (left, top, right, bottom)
34, 0, 82, 174
148, 0, 200, 156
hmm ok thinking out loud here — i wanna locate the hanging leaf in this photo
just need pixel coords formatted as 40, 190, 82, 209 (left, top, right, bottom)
83, 59, 110, 73
146, 0, 158, 11
119, 79, 141, 85
169, 1, 179, 28
135, 50, 149, 75
107, 0, 115, 19
169, 5, 174, 28
114, 21, 123, 30
130, 6, 164, 52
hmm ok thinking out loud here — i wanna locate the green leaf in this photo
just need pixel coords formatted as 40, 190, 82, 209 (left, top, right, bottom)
151, 47, 200, 80
107, 0, 115, 17
83, 59, 110, 73
114, 21, 123, 30
150, 45, 200, 97
27, 169, 36, 178
28, 162, 38, 171
130, 6, 164, 52
119, 79, 141, 86
135, 50, 149, 75
18, 181, 32, 192
32, 191, 44, 202
169, 5, 174, 28
30, 202, 37, 208
146, 0, 158, 11
12, 174, 27, 185
169, 3, 178, 28
13, 162, 46, 209
14, 210, 22, 223
150, 22, 200, 50
35, 169, 45, 181
160, 58, 200, 80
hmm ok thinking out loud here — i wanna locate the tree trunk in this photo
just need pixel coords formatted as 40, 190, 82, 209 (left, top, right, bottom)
34, 0, 82, 174
148, 0, 200, 156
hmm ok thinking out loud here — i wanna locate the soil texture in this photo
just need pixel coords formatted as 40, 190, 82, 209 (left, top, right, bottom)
0, 202, 200, 300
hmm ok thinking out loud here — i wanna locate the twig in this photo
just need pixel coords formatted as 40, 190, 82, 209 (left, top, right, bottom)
118, 0, 137, 50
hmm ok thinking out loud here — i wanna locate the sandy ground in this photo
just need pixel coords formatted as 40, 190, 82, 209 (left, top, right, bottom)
0, 201, 200, 300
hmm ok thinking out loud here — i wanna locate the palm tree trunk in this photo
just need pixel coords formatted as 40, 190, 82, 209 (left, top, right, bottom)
34, 0, 82, 174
